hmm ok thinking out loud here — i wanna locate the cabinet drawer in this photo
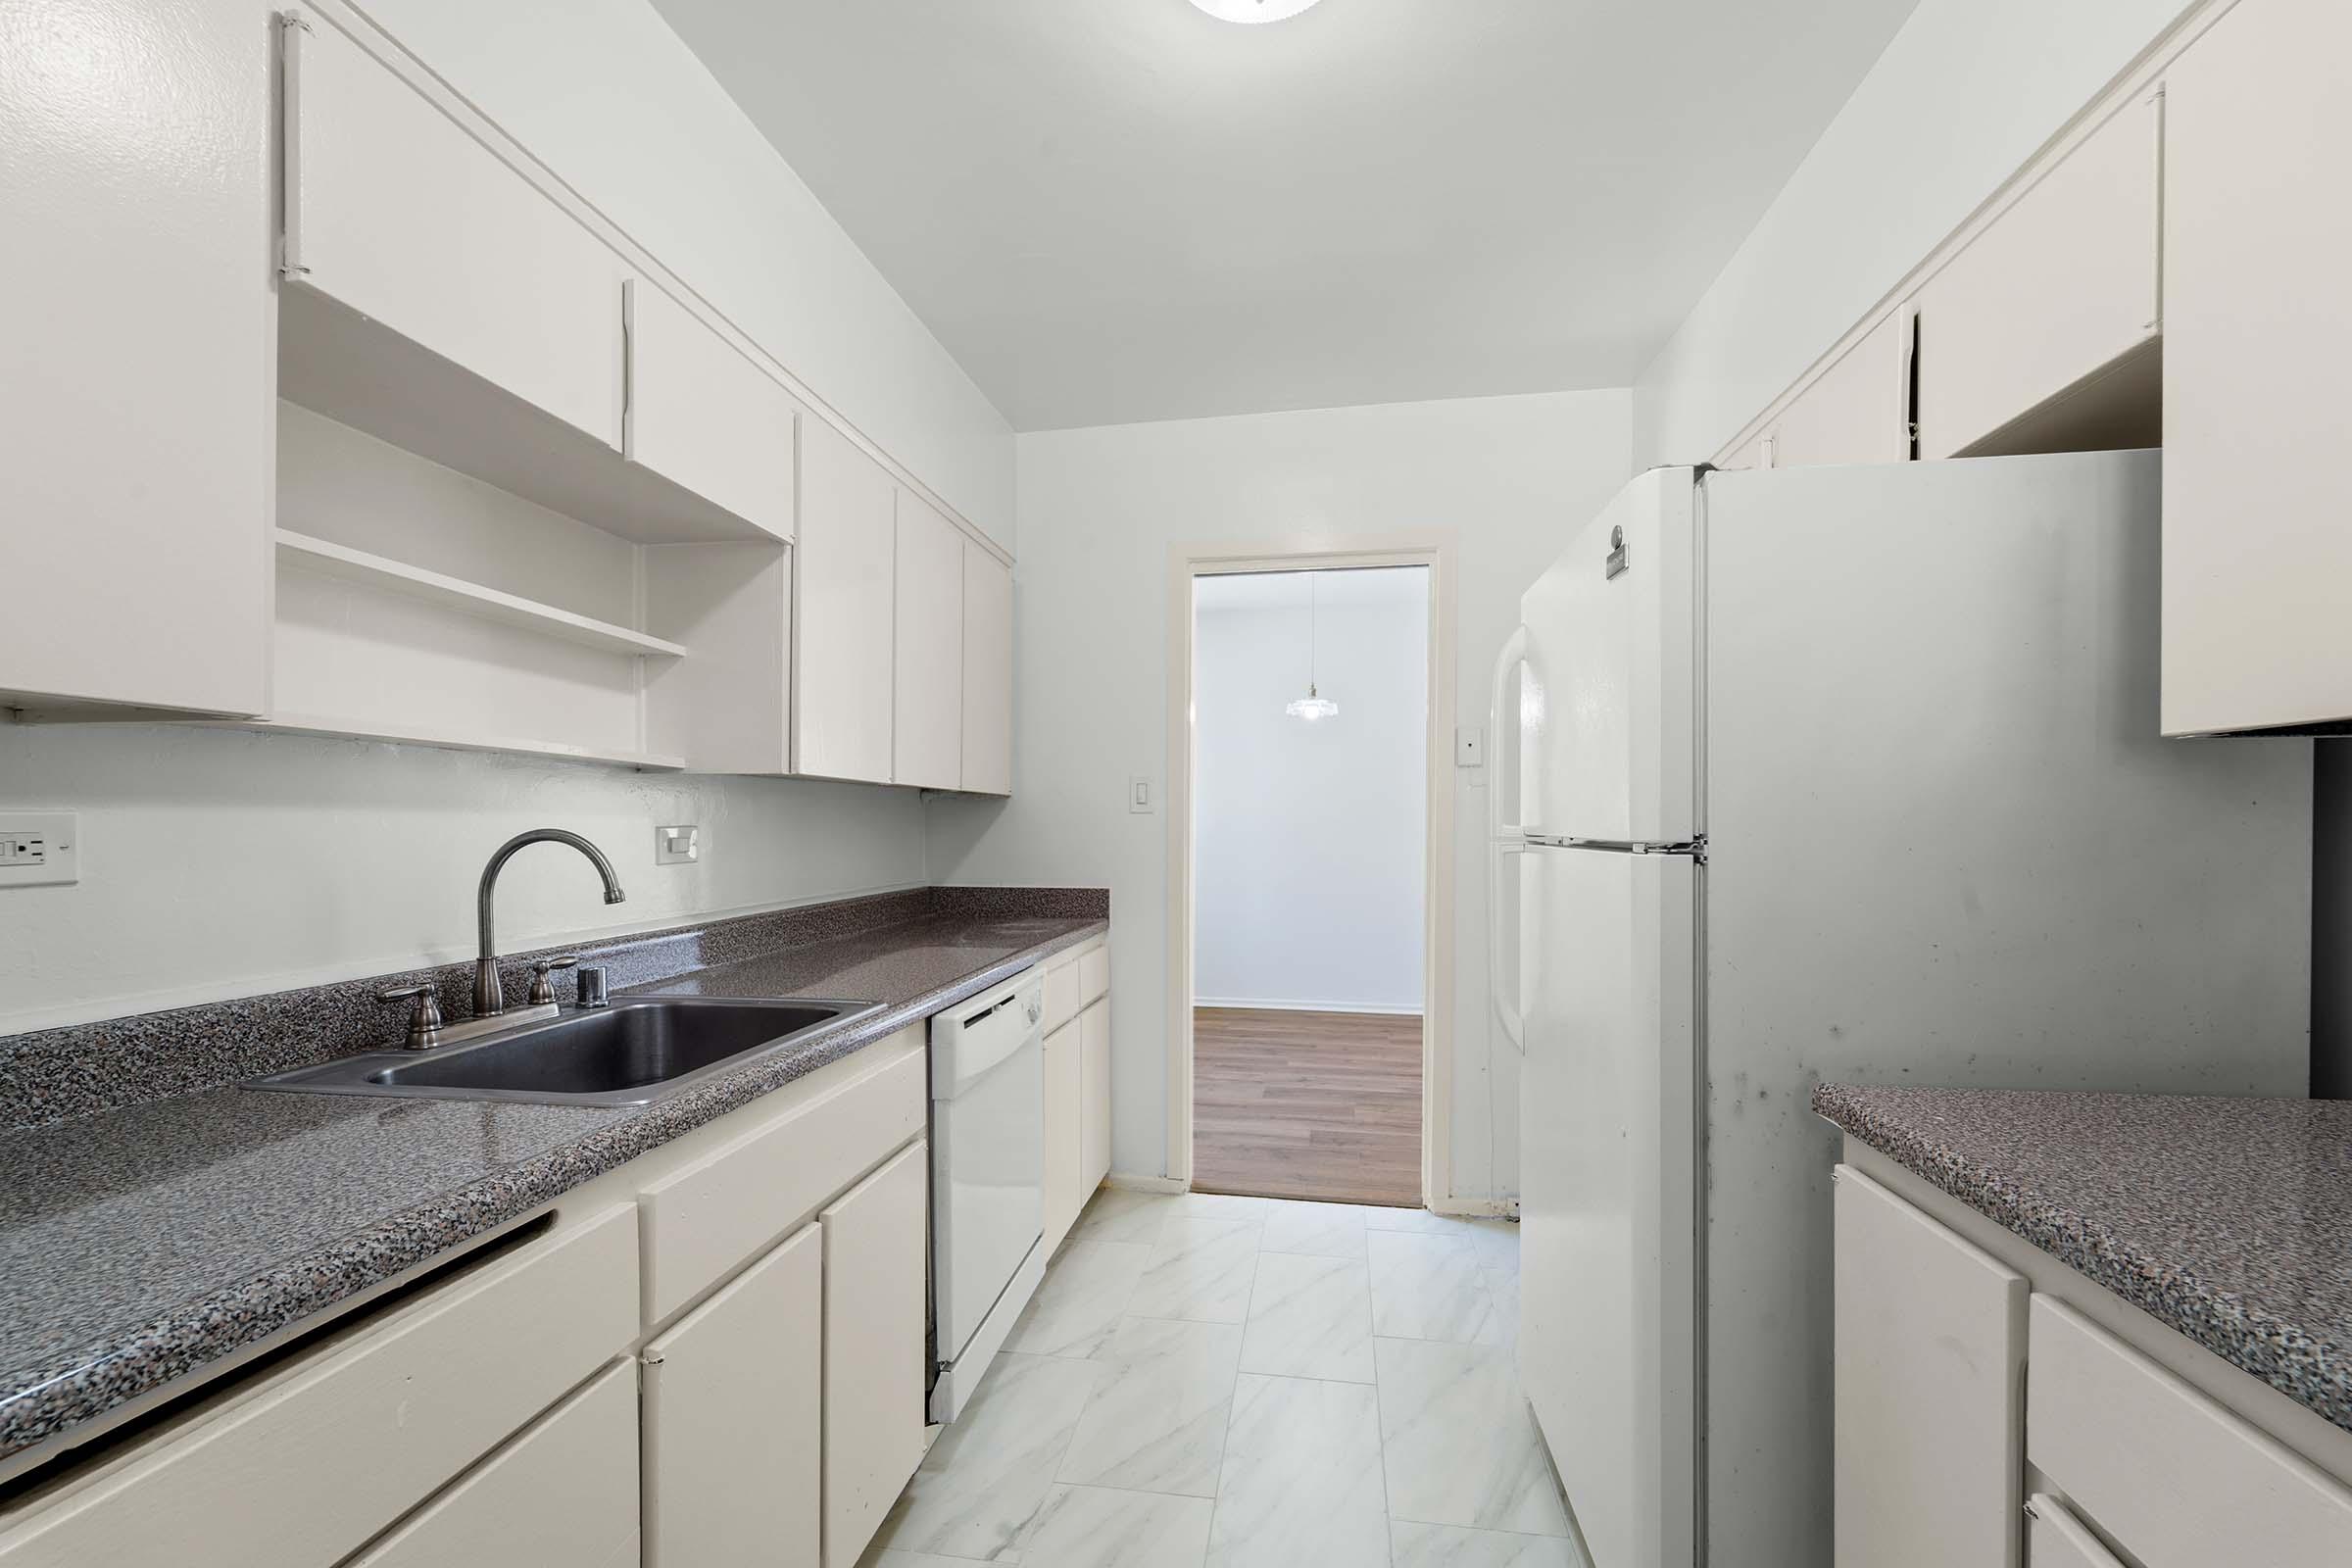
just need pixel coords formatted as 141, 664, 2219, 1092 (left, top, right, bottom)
351, 1358, 639, 1568
637, 1037, 925, 1325
2027, 1298, 2352, 1567
1078, 944, 1110, 1006
0, 1204, 638, 1568
1045, 953, 1082, 1034
2025, 1495, 2122, 1568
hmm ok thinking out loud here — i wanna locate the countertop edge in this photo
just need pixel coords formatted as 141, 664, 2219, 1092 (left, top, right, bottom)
1812, 1082, 2352, 1436
0, 917, 1106, 1473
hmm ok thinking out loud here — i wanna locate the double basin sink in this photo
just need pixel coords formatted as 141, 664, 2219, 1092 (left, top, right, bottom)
253, 997, 881, 1107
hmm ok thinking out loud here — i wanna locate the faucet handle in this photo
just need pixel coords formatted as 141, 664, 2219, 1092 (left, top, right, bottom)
376, 984, 445, 1050
526, 956, 580, 1006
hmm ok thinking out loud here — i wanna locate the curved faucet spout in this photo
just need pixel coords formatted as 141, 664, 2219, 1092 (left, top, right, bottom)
474, 829, 626, 1016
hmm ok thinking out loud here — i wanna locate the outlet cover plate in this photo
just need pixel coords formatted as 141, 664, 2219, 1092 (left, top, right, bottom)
0, 811, 79, 888
656, 824, 700, 865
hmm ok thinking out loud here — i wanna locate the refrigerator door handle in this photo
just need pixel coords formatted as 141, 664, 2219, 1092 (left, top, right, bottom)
1489, 624, 1534, 840
1489, 625, 1534, 1051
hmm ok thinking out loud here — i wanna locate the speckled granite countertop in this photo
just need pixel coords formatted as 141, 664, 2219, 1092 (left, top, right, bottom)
0, 894, 1104, 1470
1814, 1084, 2352, 1434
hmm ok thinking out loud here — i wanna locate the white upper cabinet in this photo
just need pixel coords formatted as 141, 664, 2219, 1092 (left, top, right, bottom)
2160, 0, 2352, 735
893, 489, 965, 790
0, 0, 270, 716
1914, 92, 2161, 461
625, 280, 798, 543
1768, 310, 1912, 468
960, 544, 1014, 796
283, 9, 620, 449
796, 419, 899, 784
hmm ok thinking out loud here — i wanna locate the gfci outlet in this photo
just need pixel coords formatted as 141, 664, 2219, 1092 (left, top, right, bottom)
655, 824, 700, 865
0, 811, 79, 889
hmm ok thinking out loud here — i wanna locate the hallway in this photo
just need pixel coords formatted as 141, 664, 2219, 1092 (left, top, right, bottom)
1190, 1008, 1424, 1206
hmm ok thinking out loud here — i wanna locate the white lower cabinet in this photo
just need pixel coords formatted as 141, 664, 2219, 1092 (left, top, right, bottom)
1080, 999, 1112, 1193
820, 1142, 931, 1568
350, 1359, 639, 1568
1042, 1017, 1085, 1254
2028, 1297, 2352, 1568
1835, 1154, 2352, 1568
1832, 1164, 2026, 1568
643, 1222, 823, 1568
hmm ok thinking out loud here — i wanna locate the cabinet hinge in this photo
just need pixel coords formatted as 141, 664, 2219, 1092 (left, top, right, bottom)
639, 1348, 665, 1368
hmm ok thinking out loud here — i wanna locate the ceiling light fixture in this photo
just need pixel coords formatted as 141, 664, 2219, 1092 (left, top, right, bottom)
1188, 0, 1325, 24
1285, 573, 1340, 722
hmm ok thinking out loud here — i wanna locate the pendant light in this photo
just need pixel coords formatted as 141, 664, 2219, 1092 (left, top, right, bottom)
1284, 573, 1340, 721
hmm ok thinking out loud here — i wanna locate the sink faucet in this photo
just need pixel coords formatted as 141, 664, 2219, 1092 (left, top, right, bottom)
475, 829, 625, 1017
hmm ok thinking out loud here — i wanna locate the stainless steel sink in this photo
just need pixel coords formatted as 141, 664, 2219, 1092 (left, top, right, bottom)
249, 996, 881, 1106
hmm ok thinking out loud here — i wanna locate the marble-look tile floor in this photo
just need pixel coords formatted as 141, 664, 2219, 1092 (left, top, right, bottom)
863, 1190, 1585, 1568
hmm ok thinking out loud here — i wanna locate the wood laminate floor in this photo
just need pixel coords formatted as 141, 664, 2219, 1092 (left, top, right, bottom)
1191, 1007, 1424, 1206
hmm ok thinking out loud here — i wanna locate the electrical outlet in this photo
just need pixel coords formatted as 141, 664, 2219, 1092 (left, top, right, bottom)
0, 811, 78, 888
655, 824, 700, 865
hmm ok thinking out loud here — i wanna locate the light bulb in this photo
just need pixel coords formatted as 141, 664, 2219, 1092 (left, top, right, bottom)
1188, 0, 1325, 24
1285, 694, 1340, 721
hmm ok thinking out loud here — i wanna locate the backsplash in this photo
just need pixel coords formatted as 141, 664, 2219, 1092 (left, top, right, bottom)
0, 886, 1107, 1132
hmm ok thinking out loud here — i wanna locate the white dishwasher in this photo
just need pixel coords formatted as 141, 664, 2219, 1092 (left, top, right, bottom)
928, 966, 1046, 1423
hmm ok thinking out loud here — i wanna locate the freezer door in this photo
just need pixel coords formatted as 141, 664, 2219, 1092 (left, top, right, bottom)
1519, 468, 1698, 843
1519, 845, 1698, 1568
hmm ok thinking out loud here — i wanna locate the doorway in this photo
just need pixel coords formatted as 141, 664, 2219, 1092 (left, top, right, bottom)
1184, 564, 1436, 1205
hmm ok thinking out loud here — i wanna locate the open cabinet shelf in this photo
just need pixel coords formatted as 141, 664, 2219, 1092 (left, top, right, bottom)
209, 712, 686, 771
274, 530, 688, 659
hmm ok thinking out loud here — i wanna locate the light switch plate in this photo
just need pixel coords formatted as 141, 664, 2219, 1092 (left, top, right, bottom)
0, 811, 79, 888
655, 824, 699, 865
1128, 775, 1154, 814
1455, 726, 1486, 767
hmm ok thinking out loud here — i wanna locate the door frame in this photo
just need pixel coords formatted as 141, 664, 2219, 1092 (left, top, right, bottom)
1163, 537, 1456, 1206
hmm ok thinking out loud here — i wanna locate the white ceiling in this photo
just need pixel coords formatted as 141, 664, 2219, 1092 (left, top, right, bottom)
1196, 565, 1426, 612
652, 0, 1921, 432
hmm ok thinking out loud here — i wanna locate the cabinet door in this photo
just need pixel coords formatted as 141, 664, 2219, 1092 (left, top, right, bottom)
2161, 0, 2352, 735
642, 1223, 821, 1568
960, 543, 1014, 796
893, 489, 965, 790
1832, 1165, 2026, 1568
0, 0, 270, 715
626, 279, 797, 542
285, 10, 620, 446
819, 1142, 930, 1568
1770, 311, 1911, 468
349, 1360, 638, 1568
1080, 1000, 1111, 1193
1042, 1020, 1084, 1254
1915, 94, 2160, 460
796, 417, 898, 783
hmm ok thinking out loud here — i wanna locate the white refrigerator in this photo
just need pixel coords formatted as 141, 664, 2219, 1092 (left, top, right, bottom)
1489, 451, 2313, 1568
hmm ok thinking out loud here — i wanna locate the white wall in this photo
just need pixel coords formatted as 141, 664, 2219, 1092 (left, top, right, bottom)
1632, 0, 2197, 467
357, 0, 1016, 548
1194, 571, 1428, 1015
0, 723, 925, 1035
926, 390, 1634, 1205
